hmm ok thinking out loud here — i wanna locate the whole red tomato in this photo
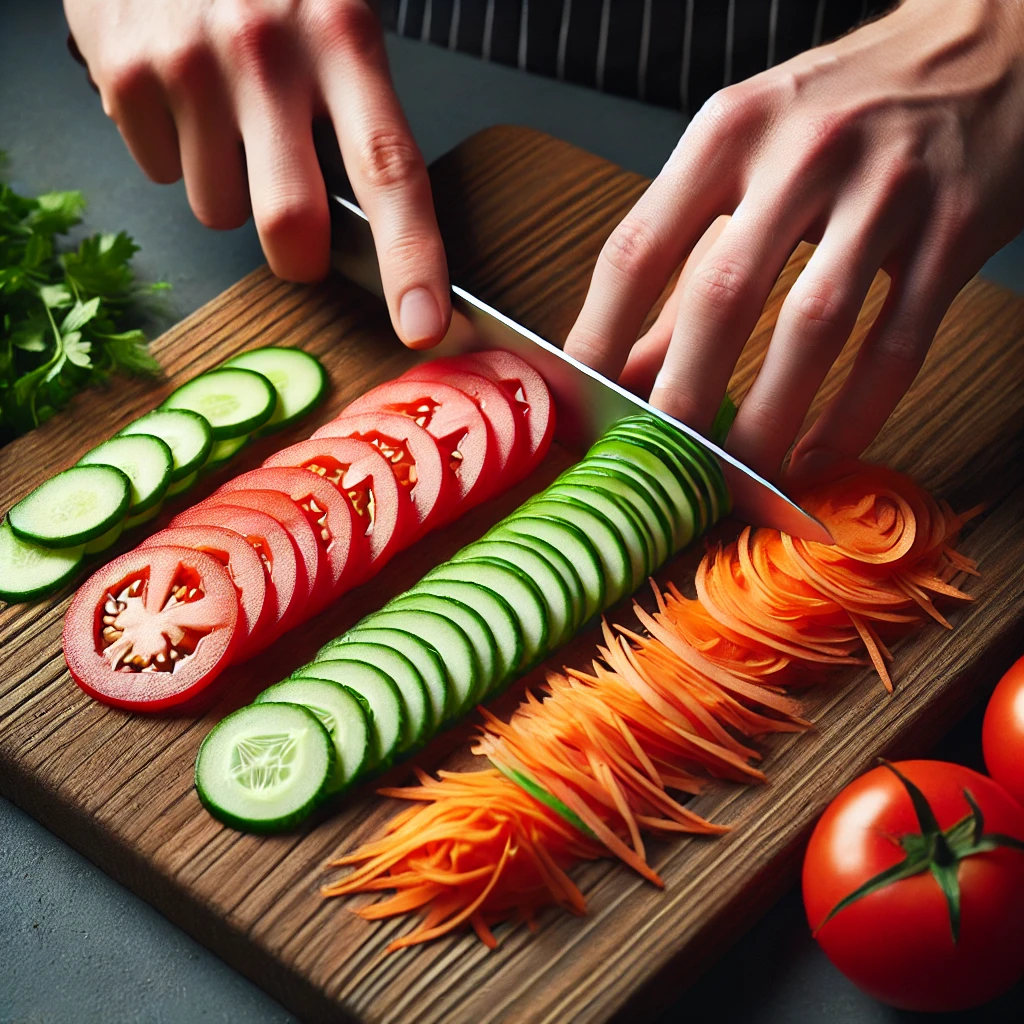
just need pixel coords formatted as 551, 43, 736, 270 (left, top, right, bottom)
983, 654, 1024, 806
802, 759, 1024, 1011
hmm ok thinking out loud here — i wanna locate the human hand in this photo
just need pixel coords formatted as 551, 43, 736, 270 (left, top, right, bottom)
64, 0, 451, 347
564, 0, 1024, 483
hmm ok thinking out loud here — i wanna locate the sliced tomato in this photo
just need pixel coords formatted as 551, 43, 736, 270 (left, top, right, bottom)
313, 412, 455, 538
460, 349, 554, 481
402, 359, 524, 482
64, 545, 240, 711
170, 503, 301, 644
340, 378, 498, 513
140, 525, 270, 661
215, 467, 367, 612
263, 436, 413, 569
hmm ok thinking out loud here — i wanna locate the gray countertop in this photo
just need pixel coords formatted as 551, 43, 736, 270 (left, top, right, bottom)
1, 4, 1022, 1022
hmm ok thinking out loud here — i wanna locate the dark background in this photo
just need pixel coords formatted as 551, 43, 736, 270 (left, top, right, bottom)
1, 3, 1022, 1022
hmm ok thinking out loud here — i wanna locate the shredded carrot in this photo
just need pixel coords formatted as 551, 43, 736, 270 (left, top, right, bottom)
322, 461, 978, 951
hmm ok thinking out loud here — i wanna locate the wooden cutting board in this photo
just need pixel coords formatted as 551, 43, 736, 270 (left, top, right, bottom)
2, 126, 1022, 1024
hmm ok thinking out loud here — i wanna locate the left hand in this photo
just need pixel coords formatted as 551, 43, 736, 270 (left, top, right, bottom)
563, 0, 1024, 483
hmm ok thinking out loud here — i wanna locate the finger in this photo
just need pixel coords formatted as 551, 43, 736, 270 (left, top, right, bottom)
100, 63, 182, 185
162, 46, 250, 230
650, 186, 826, 435
562, 90, 762, 379
314, 6, 449, 347
619, 215, 731, 395
231, 31, 330, 282
786, 247, 951, 484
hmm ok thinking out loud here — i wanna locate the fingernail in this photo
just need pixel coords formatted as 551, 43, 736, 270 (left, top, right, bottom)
399, 287, 443, 346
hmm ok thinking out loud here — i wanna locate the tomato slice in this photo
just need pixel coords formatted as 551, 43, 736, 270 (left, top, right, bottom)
140, 525, 270, 661
313, 412, 455, 538
215, 467, 367, 612
340, 379, 498, 513
64, 545, 240, 711
402, 359, 525, 482
169, 503, 302, 643
263, 436, 413, 569
458, 350, 555, 481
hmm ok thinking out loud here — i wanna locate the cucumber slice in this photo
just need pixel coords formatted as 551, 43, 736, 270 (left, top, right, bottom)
118, 408, 213, 481
386, 591, 499, 706
203, 434, 249, 471
124, 501, 163, 530
223, 347, 327, 435
588, 437, 698, 552
8, 465, 130, 548
0, 520, 84, 602
519, 497, 631, 609
255, 677, 371, 791
483, 526, 587, 633
560, 464, 672, 568
194, 702, 335, 833
165, 470, 198, 497
409, 578, 524, 692
452, 539, 574, 650
323, 627, 449, 730
83, 518, 125, 555
494, 514, 606, 622
79, 434, 173, 515
294, 661, 404, 769
162, 367, 275, 440
360, 607, 479, 719
311, 642, 429, 751
424, 557, 548, 671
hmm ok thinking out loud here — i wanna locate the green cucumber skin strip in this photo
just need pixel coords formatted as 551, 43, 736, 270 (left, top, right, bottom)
492, 761, 597, 840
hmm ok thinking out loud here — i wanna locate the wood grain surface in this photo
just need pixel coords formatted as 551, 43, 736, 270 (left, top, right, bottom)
2, 126, 1023, 1024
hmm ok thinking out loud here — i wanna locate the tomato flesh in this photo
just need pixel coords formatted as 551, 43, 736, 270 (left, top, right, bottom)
215, 467, 367, 613
340, 378, 498, 514
313, 411, 455, 538
63, 545, 240, 711
802, 759, 1024, 1012
983, 654, 1024, 807
263, 435, 412, 569
140, 524, 269, 660
458, 349, 555, 481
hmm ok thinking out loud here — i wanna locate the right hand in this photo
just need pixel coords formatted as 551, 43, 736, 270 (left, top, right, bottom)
64, 0, 451, 347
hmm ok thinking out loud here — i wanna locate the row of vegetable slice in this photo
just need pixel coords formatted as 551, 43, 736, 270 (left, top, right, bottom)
0, 347, 327, 602
194, 413, 730, 833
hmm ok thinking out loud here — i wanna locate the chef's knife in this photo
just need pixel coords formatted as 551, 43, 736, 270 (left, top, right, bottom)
328, 194, 832, 544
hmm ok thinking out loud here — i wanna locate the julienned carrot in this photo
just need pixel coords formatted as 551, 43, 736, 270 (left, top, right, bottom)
323, 462, 978, 951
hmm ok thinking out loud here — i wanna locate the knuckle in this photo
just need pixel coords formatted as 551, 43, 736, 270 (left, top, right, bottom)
696, 86, 759, 135
258, 194, 329, 248
99, 58, 150, 114
219, 8, 288, 72
312, 1, 383, 58
381, 231, 443, 272
601, 218, 658, 279
874, 322, 926, 367
688, 255, 750, 312
159, 39, 214, 93
564, 325, 611, 368
357, 130, 425, 190
788, 280, 849, 336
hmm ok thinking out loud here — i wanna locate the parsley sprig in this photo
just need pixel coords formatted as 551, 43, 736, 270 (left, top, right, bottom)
0, 157, 167, 445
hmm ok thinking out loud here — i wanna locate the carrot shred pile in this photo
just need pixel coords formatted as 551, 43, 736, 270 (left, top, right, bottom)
322, 462, 980, 951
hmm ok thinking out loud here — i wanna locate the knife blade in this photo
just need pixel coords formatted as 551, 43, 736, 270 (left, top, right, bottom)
328, 194, 832, 544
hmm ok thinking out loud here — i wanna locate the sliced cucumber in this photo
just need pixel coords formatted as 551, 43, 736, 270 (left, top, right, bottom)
162, 367, 275, 440
322, 627, 449, 730
194, 702, 335, 833
124, 502, 163, 530
118, 408, 213, 481
518, 497, 631, 609
8, 465, 130, 548
452, 539, 574, 650
360, 607, 479, 718
408, 578, 524, 692
165, 470, 198, 497
386, 591, 499, 706
483, 526, 587, 634
0, 519, 84, 602
293, 662, 404, 769
223, 347, 327, 435
254, 677, 371, 791
83, 518, 125, 555
494, 514, 606, 623
203, 434, 249, 471
424, 557, 548, 671
311, 642, 429, 752
79, 434, 173, 515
